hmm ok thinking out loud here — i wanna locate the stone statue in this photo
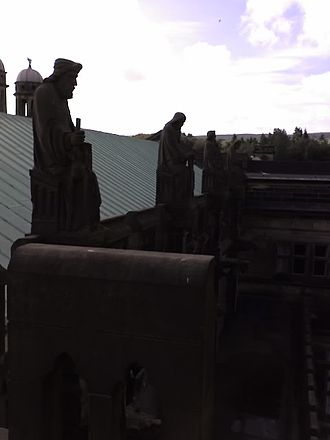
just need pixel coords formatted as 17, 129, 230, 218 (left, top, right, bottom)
227, 139, 247, 239
202, 130, 226, 196
156, 112, 194, 205
227, 139, 246, 195
31, 58, 101, 235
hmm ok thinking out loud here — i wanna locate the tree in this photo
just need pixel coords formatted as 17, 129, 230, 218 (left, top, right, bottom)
272, 128, 290, 160
259, 133, 270, 146
292, 127, 303, 143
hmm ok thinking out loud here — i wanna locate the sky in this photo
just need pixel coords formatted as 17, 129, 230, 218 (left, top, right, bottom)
1, 0, 330, 136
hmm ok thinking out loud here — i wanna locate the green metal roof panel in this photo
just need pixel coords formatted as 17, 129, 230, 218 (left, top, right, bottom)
0, 113, 202, 267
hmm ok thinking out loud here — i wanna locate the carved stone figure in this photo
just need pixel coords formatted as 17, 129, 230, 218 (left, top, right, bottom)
227, 140, 247, 239
201, 131, 227, 255
156, 112, 194, 205
227, 140, 246, 198
202, 130, 226, 196
31, 58, 101, 235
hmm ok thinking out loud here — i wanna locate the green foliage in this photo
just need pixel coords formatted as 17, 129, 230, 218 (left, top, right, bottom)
272, 128, 290, 160
306, 139, 330, 160
292, 126, 303, 142
260, 127, 329, 161
183, 127, 330, 162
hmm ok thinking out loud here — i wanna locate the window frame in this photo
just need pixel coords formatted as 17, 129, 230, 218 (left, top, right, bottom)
276, 242, 330, 278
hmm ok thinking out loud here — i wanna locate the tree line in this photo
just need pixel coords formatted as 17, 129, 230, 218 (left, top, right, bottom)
182, 127, 330, 162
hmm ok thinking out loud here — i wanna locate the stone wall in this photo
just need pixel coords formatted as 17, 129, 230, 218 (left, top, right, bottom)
8, 244, 216, 440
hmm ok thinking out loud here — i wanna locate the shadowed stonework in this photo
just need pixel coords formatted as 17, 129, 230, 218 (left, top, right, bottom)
156, 112, 194, 206
31, 59, 101, 235
8, 245, 215, 440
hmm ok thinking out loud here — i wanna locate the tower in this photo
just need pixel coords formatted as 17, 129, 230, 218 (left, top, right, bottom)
15, 58, 42, 117
0, 59, 8, 113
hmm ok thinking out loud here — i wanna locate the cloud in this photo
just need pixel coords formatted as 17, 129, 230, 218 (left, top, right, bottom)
298, 0, 330, 54
241, 0, 297, 47
1, 0, 330, 137
58, 1, 330, 137
241, 0, 330, 54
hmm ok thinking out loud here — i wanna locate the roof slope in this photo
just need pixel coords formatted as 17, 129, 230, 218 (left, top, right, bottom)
0, 113, 201, 267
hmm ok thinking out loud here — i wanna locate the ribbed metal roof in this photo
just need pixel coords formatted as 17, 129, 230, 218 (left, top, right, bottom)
0, 113, 201, 267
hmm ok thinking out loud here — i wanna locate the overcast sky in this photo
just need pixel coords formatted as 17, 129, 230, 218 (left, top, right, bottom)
1, 0, 330, 136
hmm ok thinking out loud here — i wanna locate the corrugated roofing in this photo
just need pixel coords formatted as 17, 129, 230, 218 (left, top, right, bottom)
0, 112, 202, 267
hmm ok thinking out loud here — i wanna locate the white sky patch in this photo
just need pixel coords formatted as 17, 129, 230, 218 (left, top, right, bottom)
123, 69, 146, 82
1, 0, 330, 136
298, 0, 330, 54
273, 17, 293, 35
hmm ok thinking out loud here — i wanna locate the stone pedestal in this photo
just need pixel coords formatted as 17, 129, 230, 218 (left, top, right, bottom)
8, 244, 216, 439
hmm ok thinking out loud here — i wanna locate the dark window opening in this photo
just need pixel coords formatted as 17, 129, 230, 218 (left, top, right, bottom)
293, 258, 306, 274
43, 353, 89, 439
276, 242, 330, 278
314, 245, 327, 258
277, 243, 290, 256
294, 243, 306, 256
313, 260, 327, 276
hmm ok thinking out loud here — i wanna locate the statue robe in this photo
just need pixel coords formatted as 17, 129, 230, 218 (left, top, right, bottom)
32, 81, 101, 232
156, 116, 193, 204
202, 139, 226, 196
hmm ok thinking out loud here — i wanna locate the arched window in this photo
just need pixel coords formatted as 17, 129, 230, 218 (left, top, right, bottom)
43, 353, 88, 439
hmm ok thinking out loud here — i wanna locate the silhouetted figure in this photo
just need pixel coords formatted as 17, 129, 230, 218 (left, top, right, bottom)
201, 131, 227, 254
202, 130, 226, 197
31, 58, 101, 235
156, 112, 194, 205
227, 140, 246, 239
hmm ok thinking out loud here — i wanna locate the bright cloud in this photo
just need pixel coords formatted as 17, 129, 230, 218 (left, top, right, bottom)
1, 0, 330, 136
298, 0, 330, 53
242, 0, 330, 53
241, 0, 296, 46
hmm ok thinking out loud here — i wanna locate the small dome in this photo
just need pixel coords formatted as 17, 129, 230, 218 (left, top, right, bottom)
16, 66, 42, 83
16, 60, 42, 83
0, 59, 4, 71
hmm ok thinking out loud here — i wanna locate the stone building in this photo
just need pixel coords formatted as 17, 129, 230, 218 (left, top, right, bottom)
234, 159, 330, 438
14, 59, 42, 117
241, 160, 330, 299
0, 59, 8, 114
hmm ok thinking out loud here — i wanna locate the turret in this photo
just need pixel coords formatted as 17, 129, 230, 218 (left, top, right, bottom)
15, 58, 42, 117
0, 59, 8, 113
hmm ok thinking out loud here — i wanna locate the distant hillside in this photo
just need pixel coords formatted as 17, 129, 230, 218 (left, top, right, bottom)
132, 132, 330, 143
195, 133, 330, 141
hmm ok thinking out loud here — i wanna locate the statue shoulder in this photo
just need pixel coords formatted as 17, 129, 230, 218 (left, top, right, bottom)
34, 82, 55, 100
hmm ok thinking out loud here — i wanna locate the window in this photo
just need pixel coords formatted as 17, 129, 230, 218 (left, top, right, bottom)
312, 245, 328, 277
276, 242, 330, 278
292, 243, 307, 274
276, 243, 290, 273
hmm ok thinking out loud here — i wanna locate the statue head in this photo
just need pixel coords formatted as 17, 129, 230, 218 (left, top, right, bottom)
170, 112, 186, 130
207, 130, 216, 141
45, 58, 82, 99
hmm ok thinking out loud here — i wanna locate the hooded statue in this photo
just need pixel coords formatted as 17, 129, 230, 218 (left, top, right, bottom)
31, 58, 101, 234
202, 130, 226, 196
156, 112, 194, 204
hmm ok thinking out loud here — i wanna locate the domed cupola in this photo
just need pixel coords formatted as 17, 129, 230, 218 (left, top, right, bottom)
0, 59, 8, 113
14, 58, 43, 117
